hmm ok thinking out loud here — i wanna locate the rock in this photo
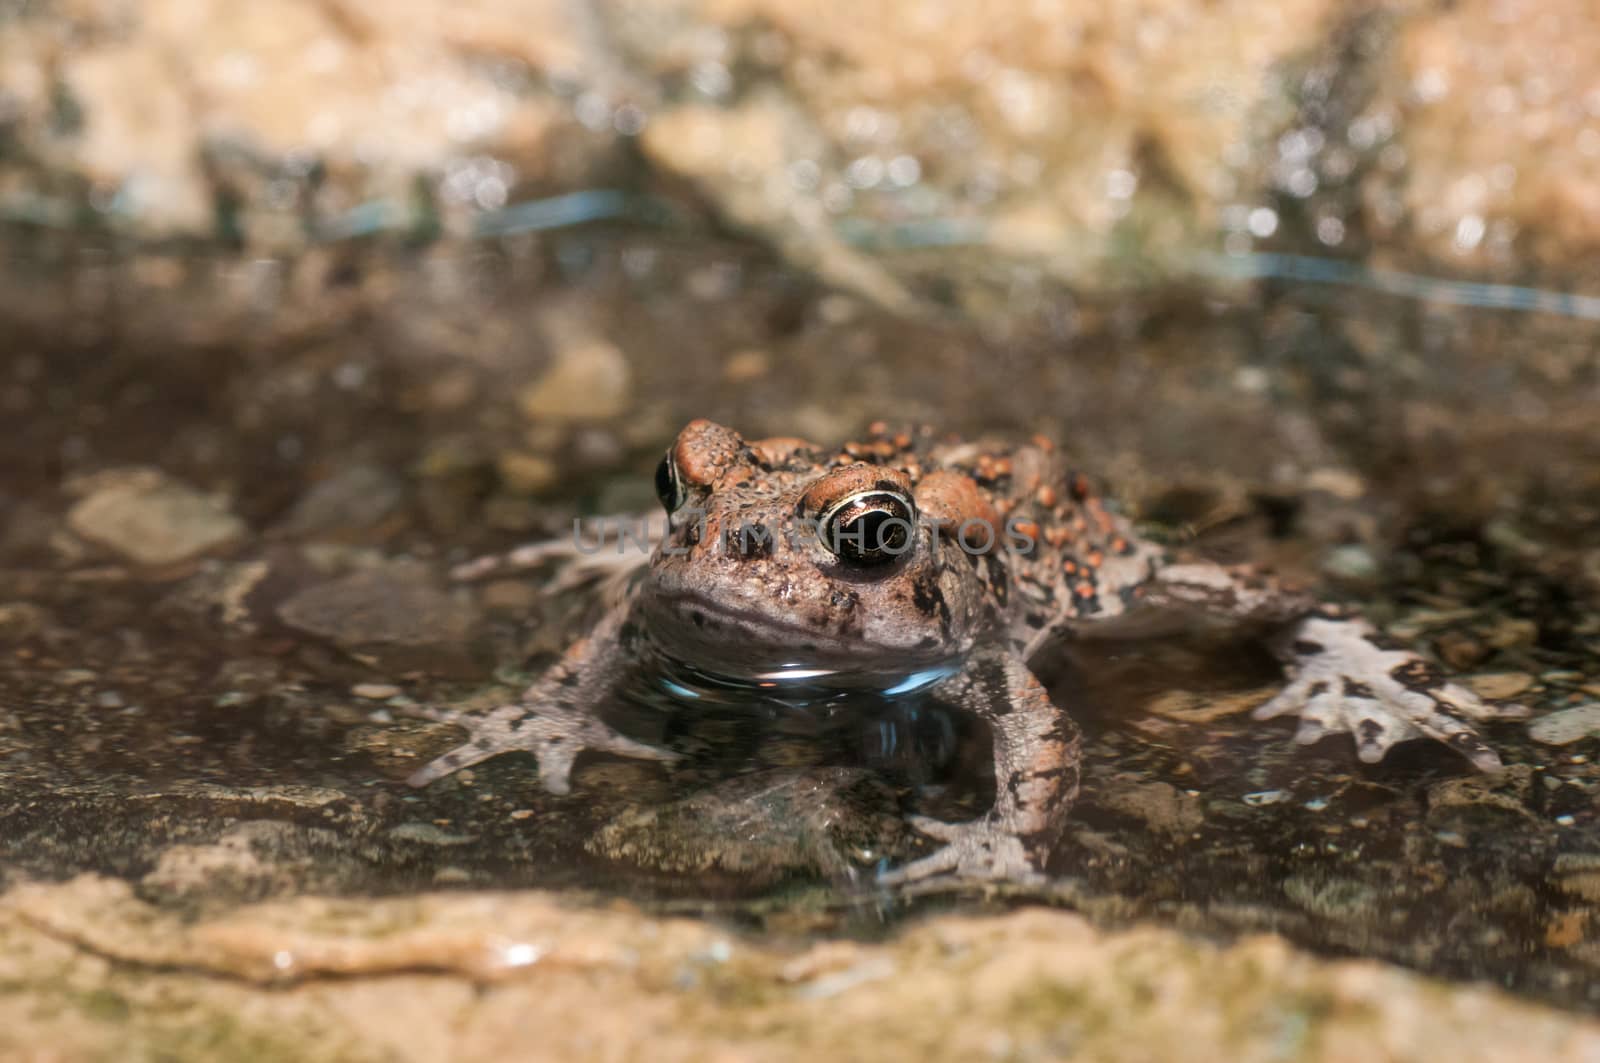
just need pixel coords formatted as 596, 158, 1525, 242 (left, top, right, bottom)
1467, 672, 1535, 701
1284, 874, 1380, 922
494, 451, 561, 494
1434, 630, 1489, 670
722, 349, 773, 384
518, 311, 633, 423
1551, 854, 1600, 904
1529, 704, 1600, 746
1376, 0, 1600, 270
276, 560, 481, 673
67, 468, 246, 566
1145, 687, 1275, 724
0, 0, 599, 243
277, 464, 404, 539
2, 875, 1599, 1061
588, 769, 911, 879
1098, 777, 1205, 835
1321, 544, 1380, 582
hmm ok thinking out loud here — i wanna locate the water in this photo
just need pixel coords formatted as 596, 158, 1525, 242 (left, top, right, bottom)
1, 231, 1597, 1016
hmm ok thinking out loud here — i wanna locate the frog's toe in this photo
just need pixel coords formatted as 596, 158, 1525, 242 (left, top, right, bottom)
879, 816, 1043, 887
406, 737, 505, 787
1262, 617, 1516, 773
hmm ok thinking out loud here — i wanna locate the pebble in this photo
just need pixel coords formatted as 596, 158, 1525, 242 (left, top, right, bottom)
1528, 703, 1600, 746
1552, 854, 1600, 903
1243, 790, 1288, 807
387, 823, 477, 846
351, 683, 401, 700
496, 451, 560, 493
518, 322, 632, 422
277, 464, 403, 537
1435, 630, 1488, 670
67, 467, 245, 566
1321, 544, 1378, 582
1467, 672, 1534, 700
722, 348, 772, 383
276, 561, 480, 670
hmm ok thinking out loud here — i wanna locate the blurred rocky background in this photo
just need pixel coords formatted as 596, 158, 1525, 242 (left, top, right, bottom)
3, 0, 1597, 517
4, 1, 1600, 1058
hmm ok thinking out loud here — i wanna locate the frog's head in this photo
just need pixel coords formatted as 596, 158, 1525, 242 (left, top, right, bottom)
636, 420, 996, 698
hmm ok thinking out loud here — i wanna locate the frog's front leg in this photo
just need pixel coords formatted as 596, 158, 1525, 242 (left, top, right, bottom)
879, 645, 1080, 886
406, 610, 679, 794
1140, 562, 1531, 771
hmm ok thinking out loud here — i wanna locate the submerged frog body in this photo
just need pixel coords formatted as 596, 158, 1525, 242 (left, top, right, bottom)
408, 420, 1529, 883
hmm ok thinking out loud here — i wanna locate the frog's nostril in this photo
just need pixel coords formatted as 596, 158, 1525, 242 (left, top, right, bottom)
731, 521, 776, 560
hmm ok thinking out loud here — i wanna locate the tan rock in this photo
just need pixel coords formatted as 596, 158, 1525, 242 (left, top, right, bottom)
1377, 0, 1600, 269
518, 310, 633, 422
2, 874, 1599, 1061
67, 467, 246, 566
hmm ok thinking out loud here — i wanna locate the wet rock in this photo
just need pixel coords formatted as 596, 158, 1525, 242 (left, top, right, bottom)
1145, 687, 1274, 724
1283, 874, 1380, 923
0, 602, 53, 640
156, 559, 275, 635
1435, 630, 1489, 670
139, 821, 346, 905
588, 768, 911, 880
1322, 544, 1380, 583
1529, 704, 1600, 746
66, 468, 246, 566
518, 311, 633, 423
1467, 672, 1535, 701
1426, 766, 1538, 821
1551, 855, 1600, 904
494, 451, 561, 494
276, 560, 482, 674
276, 464, 405, 539
1098, 777, 1205, 836
3, 875, 1599, 1061
387, 823, 478, 847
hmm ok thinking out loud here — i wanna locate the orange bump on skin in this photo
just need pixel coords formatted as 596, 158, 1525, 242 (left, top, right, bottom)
893, 431, 912, 450
1074, 581, 1096, 597
1045, 527, 1070, 547
750, 436, 817, 466
801, 463, 914, 516
915, 469, 1000, 541
867, 420, 889, 436
1035, 486, 1058, 508
673, 419, 744, 485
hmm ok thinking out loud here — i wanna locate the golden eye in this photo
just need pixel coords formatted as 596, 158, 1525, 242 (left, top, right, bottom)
654, 451, 686, 513
819, 490, 915, 565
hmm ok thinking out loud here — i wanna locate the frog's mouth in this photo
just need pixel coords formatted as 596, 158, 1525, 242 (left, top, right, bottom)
636, 592, 964, 700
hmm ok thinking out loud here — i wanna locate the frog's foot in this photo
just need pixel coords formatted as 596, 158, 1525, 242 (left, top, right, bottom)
1256, 616, 1531, 772
405, 701, 680, 794
877, 815, 1044, 887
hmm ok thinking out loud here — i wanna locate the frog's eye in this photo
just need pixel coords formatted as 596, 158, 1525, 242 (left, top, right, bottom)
819, 490, 916, 566
654, 451, 687, 513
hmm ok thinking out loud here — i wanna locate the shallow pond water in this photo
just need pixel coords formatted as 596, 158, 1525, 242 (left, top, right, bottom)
1, 230, 1598, 1024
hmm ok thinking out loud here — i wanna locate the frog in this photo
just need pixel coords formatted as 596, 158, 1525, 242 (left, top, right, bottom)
406, 418, 1530, 884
